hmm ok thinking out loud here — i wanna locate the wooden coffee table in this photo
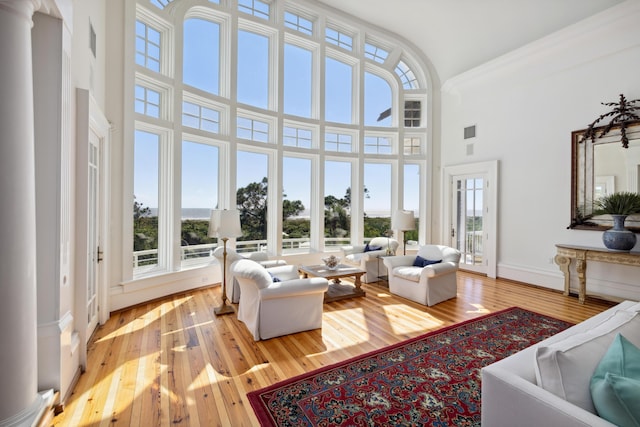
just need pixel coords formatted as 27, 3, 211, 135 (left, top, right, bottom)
298, 264, 366, 302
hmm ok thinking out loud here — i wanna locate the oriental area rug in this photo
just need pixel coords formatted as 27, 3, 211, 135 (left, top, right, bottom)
247, 307, 573, 426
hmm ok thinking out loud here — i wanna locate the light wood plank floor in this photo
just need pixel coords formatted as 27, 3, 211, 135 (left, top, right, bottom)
52, 272, 614, 426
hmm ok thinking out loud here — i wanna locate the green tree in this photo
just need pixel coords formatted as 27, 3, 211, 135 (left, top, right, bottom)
133, 196, 157, 252
236, 177, 306, 240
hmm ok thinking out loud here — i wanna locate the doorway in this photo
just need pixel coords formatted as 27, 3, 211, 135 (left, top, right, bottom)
75, 89, 111, 368
443, 161, 498, 278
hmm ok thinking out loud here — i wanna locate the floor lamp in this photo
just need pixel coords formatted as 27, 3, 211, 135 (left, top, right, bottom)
209, 209, 242, 315
392, 210, 416, 255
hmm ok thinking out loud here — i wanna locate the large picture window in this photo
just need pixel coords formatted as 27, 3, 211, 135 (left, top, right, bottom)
130, 0, 429, 279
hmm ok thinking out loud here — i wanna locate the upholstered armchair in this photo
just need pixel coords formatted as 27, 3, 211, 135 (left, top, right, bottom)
342, 237, 399, 283
213, 248, 288, 303
245, 251, 287, 268
382, 244, 461, 306
230, 259, 329, 340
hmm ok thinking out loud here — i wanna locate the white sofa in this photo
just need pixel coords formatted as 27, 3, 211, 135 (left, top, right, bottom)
342, 237, 399, 283
382, 244, 460, 306
231, 259, 328, 340
481, 300, 640, 427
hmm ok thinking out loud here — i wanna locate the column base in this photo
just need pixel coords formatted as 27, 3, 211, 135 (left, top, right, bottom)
0, 389, 56, 427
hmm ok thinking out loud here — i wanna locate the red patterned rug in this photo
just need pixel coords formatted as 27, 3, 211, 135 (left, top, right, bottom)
247, 307, 573, 426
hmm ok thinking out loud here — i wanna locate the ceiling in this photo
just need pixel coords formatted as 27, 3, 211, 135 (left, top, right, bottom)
317, 0, 625, 84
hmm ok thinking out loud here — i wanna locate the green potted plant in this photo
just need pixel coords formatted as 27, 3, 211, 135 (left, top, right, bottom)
593, 191, 640, 251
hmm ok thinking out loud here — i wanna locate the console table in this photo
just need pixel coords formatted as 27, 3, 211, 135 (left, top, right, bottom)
554, 244, 640, 304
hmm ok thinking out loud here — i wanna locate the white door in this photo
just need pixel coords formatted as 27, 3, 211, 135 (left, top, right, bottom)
451, 175, 487, 274
443, 161, 498, 278
86, 130, 100, 338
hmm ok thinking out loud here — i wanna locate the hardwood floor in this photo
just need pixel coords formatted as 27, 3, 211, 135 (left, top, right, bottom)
52, 272, 615, 426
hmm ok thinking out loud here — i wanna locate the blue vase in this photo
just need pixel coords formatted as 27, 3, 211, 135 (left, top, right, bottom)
602, 215, 637, 251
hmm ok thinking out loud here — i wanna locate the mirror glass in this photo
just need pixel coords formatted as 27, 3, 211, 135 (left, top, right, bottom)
571, 120, 640, 231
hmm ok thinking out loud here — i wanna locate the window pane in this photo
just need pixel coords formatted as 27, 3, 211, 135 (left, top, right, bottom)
403, 137, 422, 155
183, 19, 220, 95
237, 116, 269, 142
135, 21, 161, 72
283, 126, 312, 148
325, 57, 352, 123
284, 44, 312, 118
364, 136, 392, 154
364, 43, 388, 63
133, 130, 160, 270
283, 157, 311, 253
325, 132, 352, 152
238, 0, 270, 20
238, 30, 269, 109
404, 163, 420, 242
284, 11, 313, 35
395, 59, 419, 90
365, 72, 392, 126
237, 151, 268, 247
181, 141, 219, 264
182, 101, 220, 133
324, 160, 351, 247
364, 163, 391, 238
135, 85, 161, 118
325, 27, 352, 50
404, 100, 421, 127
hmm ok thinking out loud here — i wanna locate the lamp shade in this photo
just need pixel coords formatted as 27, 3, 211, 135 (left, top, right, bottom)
392, 210, 415, 231
208, 209, 243, 239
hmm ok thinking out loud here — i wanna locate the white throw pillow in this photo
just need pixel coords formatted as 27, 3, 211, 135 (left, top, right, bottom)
534, 310, 640, 413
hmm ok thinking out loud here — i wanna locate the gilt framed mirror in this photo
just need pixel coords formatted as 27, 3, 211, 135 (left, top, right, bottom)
570, 120, 640, 231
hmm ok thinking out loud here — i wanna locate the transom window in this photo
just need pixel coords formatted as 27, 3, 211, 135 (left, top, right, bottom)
284, 11, 313, 35
237, 116, 270, 142
364, 136, 392, 154
130, 0, 429, 278
135, 85, 160, 118
283, 126, 313, 148
395, 59, 419, 90
182, 101, 220, 133
325, 132, 353, 152
238, 0, 270, 20
364, 42, 388, 63
325, 27, 353, 51
135, 20, 161, 72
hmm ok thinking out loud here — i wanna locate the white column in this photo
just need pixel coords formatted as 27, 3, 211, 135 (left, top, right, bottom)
0, 1, 47, 425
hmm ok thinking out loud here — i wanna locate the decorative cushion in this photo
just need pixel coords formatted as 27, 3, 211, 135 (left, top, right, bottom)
535, 310, 640, 413
412, 255, 442, 267
417, 245, 445, 261
268, 272, 281, 282
364, 243, 382, 252
590, 334, 640, 427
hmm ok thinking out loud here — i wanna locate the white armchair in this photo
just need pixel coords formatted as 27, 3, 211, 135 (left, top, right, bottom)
213, 248, 288, 303
341, 237, 399, 283
231, 259, 329, 340
382, 244, 461, 306
212, 246, 246, 303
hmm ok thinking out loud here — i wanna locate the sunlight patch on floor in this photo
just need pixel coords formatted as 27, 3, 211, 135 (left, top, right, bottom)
382, 305, 445, 335
466, 302, 490, 314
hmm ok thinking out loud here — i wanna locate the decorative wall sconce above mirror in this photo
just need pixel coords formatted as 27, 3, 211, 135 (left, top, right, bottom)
570, 120, 640, 231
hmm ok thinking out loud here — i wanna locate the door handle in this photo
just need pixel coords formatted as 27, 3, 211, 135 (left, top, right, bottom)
97, 246, 103, 263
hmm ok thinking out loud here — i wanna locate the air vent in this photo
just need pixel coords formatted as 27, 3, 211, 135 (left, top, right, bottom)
464, 125, 476, 140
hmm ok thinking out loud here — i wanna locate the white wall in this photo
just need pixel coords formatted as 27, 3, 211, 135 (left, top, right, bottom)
440, 0, 640, 301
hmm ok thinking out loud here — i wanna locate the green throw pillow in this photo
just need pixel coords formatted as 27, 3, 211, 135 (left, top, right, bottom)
590, 333, 640, 427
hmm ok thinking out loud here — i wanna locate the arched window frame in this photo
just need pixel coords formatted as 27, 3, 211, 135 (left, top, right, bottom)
127, 0, 432, 280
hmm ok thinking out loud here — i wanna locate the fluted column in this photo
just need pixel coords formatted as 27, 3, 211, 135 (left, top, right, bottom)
0, 0, 45, 424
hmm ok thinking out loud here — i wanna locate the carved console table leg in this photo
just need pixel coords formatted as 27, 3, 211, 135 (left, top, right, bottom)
575, 255, 587, 304
554, 254, 571, 296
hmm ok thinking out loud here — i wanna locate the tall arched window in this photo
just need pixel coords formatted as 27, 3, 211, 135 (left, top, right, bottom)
129, 0, 430, 278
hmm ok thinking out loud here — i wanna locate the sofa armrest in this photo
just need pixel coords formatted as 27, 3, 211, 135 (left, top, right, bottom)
481, 364, 616, 427
361, 249, 388, 261
342, 245, 365, 256
260, 278, 329, 299
421, 261, 458, 278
